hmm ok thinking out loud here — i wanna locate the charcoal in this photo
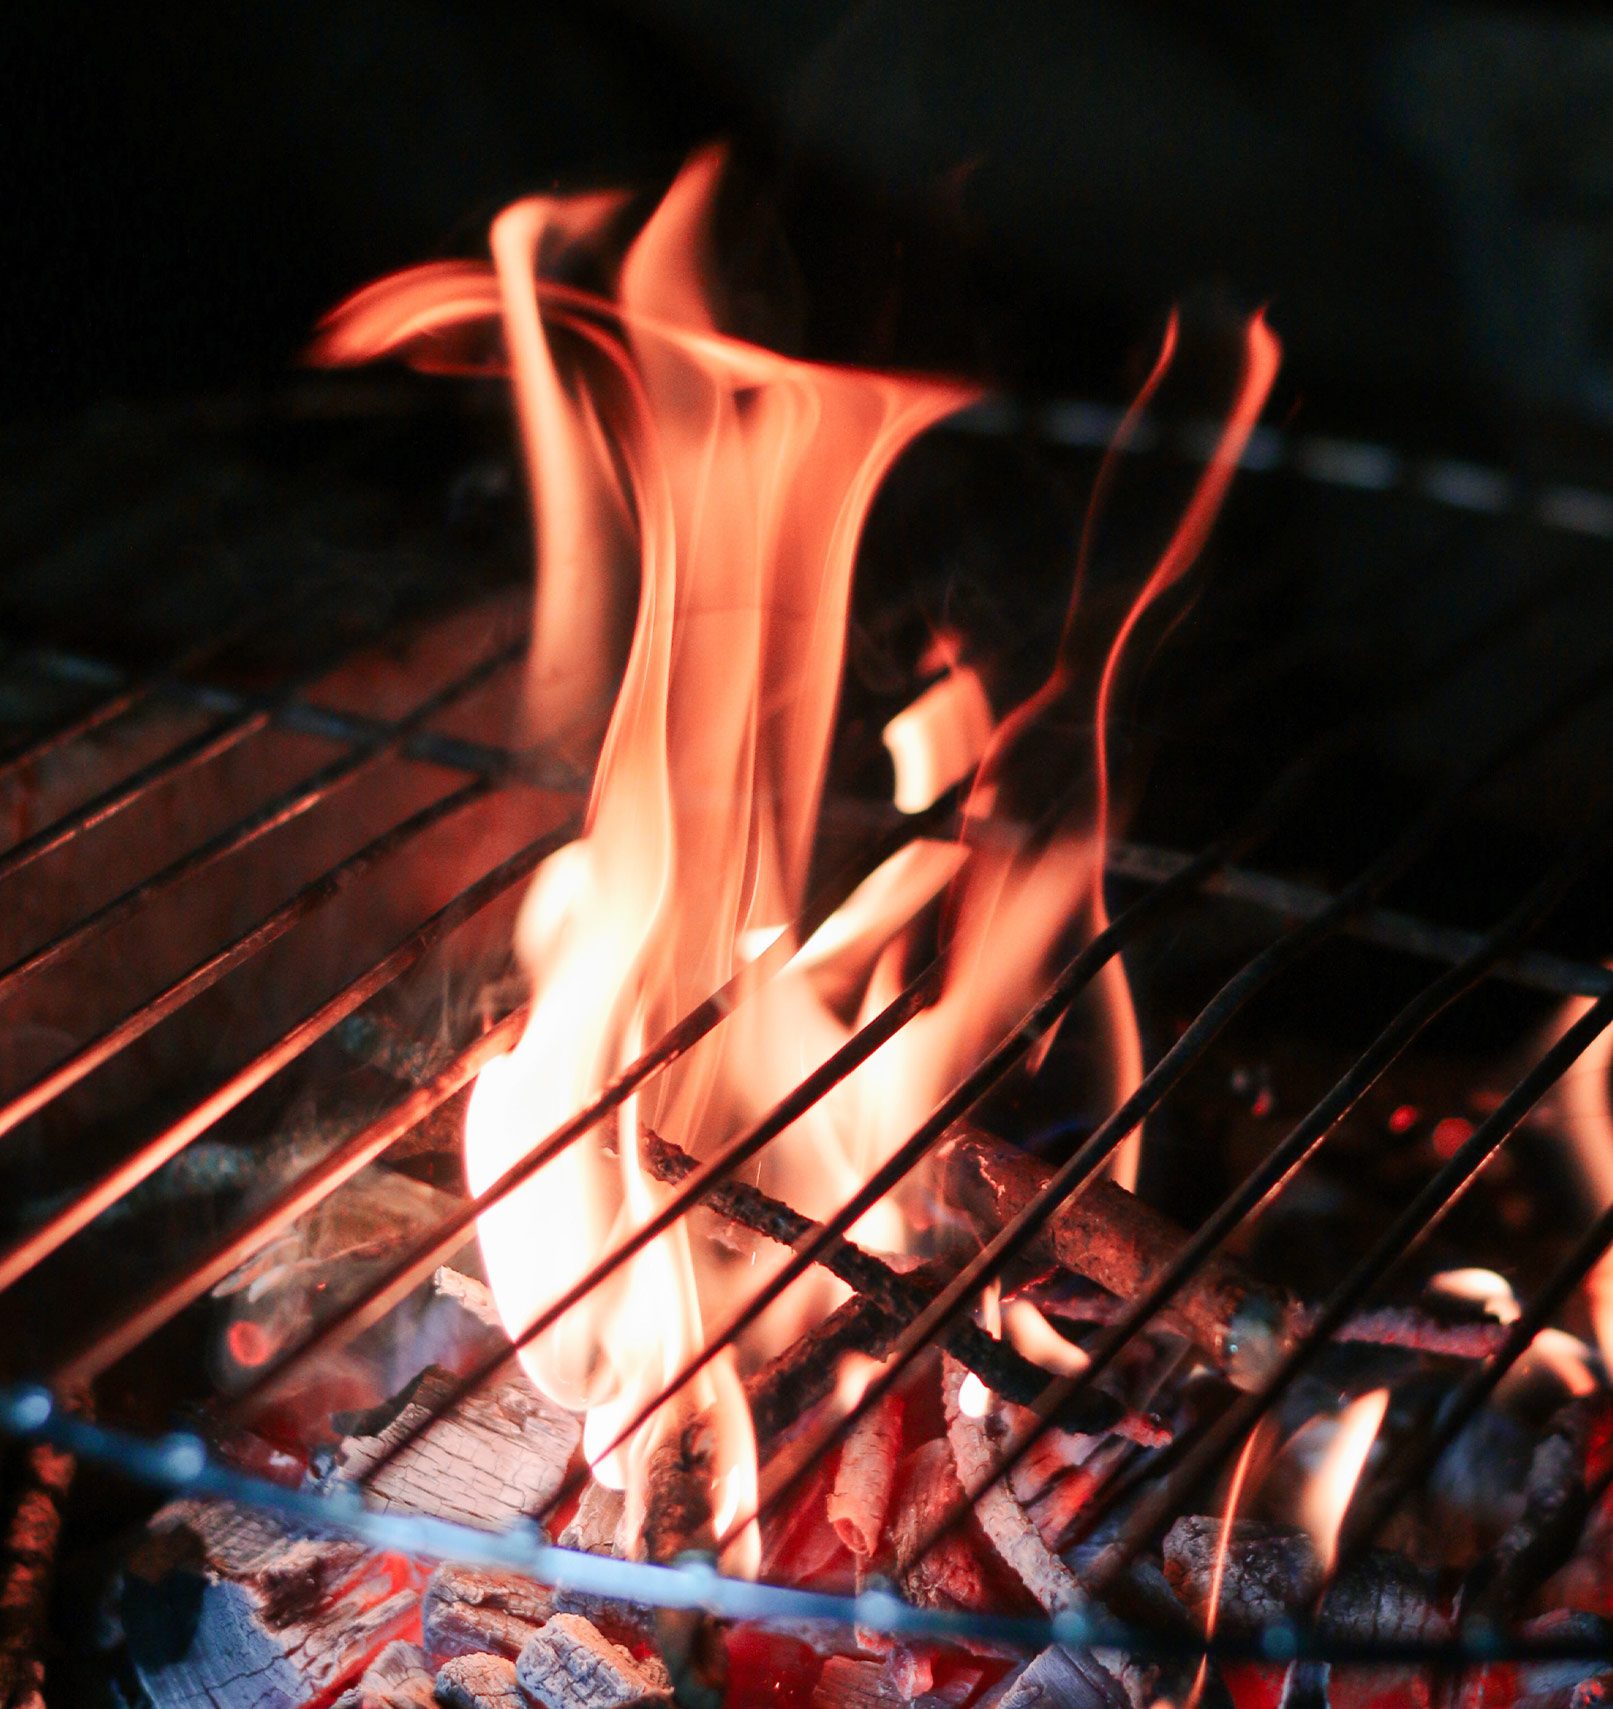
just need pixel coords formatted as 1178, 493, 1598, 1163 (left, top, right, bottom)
332, 1639, 436, 1709
436, 1652, 526, 1709
514, 1613, 671, 1707
422, 1563, 554, 1661
977, 1646, 1131, 1709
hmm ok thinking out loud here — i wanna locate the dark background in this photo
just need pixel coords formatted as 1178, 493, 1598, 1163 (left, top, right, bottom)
12, 1, 1613, 472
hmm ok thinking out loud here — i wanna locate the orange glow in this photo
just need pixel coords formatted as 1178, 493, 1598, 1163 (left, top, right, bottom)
1296, 1388, 1388, 1580
1184, 1425, 1265, 1709
314, 150, 1280, 1569
1543, 986, 1613, 1370
884, 665, 994, 814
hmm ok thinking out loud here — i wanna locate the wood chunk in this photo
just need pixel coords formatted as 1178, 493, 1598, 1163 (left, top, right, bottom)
436, 1652, 526, 1709
333, 1639, 436, 1709
553, 1482, 654, 1645
979, 1646, 1131, 1709
942, 1354, 1086, 1615
941, 1129, 1298, 1383
888, 1438, 993, 1615
828, 1393, 904, 1559
515, 1613, 671, 1707
0, 1432, 75, 1709
422, 1563, 553, 1661
325, 1366, 579, 1526
123, 1499, 421, 1709
1162, 1518, 1452, 1643
811, 1654, 980, 1708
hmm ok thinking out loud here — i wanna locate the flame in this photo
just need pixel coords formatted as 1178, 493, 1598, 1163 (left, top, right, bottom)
313, 150, 1279, 1568
1184, 1425, 1265, 1709
1543, 987, 1613, 1369
1296, 1388, 1388, 1581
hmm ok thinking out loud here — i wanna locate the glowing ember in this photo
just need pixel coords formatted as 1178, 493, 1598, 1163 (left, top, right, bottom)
311, 146, 1280, 1575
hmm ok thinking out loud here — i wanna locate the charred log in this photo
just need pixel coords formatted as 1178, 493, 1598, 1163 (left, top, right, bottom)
423, 1563, 554, 1661
514, 1613, 672, 1707
642, 1133, 1163, 1444
1162, 1518, 1452, 1643
0, 1432, 75, 1709
436, 1651, 526, 1709
828, 1393, 904, 1560
332, 1639, 436, 1709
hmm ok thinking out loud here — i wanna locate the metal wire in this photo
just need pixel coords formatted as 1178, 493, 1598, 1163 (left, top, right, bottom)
719, 669, 1613, 1557
903, 816, 1609, 1576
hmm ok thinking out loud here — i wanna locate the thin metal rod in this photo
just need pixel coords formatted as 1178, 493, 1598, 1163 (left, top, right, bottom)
0, 616, 397, 891
720, 670, 1613, 1553
0, 777, 493, 1145
1337, 1197, 1613, 1582
7, 1382, 1613, 1663
223, 783, 967, 1422
0, 634, 525, 1001
0, 602, 282, 784
353, 964, 945, 1487
543, 765, 1312, 1527
0, 814, 581, 1298
908, 827, 1603, 1572
50, 1002, 530, 1387
28, 643, 590, 796
1088, 984, 1613, 1590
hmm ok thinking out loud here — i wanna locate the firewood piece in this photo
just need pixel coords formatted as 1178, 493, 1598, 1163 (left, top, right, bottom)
1162, 1518, 1451, 1643
333, 1639, 437, 1709
978, 1646, 1132, 1709
643, 1134, 1163, 1444
436, 1652, 525, 1709
828, 1393, 904, 1559
941, 1130, 1298, 1383
553, 1484, 655, 1645
423, 1563, 554, 1661
515, 1613, 672, 1707
325, 1365, 579, 1526
886, 1438, 994, 1616
0, 1432, 74, 1709
1472, 1397, 1613, 1617
122, 1499, 420, 1709
942, 1353, 1086, 1615
810, 1654, 980, 1708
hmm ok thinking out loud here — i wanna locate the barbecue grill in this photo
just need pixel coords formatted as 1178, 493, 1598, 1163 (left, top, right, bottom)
4, 343, 1613, 1709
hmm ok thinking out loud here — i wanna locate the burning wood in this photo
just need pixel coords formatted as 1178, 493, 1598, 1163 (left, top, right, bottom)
121, 1500, 421, 1709
810, 1653, 980, 1709
323, 1364, 577, 1526
436, 1651, 526, 1709
1162, 1518, 1452, 1642
977, 1645, 1131, 1709
514, 1612, 672, 1707
828, 1393, 904, 1559
941, 1352, 1086, 1615
423, 1563, 555, 1660
333, 1639, 436, 1709
0, 1433, 75, 1709
888, 1439, 996, 1618
642, 1133, 1164, 1445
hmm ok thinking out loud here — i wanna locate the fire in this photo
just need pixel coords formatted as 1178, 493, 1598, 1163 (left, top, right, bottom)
1296, 1388, 1388, 1581
311, 148, 1279, 1571
1542, 987, 1613, 1368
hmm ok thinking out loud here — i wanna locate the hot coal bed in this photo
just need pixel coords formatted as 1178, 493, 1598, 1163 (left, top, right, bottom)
9, 202, 1613, 1709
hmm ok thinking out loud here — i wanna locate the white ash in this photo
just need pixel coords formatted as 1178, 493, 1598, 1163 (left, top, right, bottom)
515, 1612, 671, 1707
322, 1365, 578, 1527
436, 1652, 527, 1709
333, 1639, 436, 1709
423, 1563, 555, 1660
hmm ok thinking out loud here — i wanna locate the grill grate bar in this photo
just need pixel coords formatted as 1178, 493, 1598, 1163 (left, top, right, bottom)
904, 816, 1607, 1575
720, 671, 1613, 1556
1087, 983, 1613, 1591
2, 1383, 1611, 1665
0, 815, 580, 1296
0, 632, 527, 1003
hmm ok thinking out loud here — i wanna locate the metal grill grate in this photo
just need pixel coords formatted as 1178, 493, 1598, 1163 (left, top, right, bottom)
3, 405, 1613, 1682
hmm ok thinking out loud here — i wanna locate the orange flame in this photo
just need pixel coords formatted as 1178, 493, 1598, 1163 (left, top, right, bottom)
313, 151, 1280, 1568
1296, 1388, 1388, 1580
1542, 987, 1613, 1370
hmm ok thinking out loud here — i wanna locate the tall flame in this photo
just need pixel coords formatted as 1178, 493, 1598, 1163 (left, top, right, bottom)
1297, 1388, 1388, 1581
311, 150, 1279, 1565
